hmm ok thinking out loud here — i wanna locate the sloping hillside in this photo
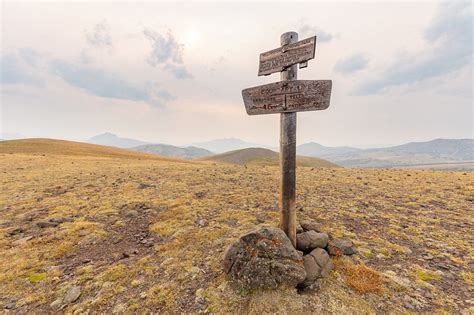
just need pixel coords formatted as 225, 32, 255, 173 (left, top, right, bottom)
0, 138, 186, 162
131, 144, 213, 160
192, 138, 275, 153
201, 147, 340, 168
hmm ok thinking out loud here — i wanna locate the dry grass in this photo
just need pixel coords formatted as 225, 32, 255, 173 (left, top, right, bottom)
0, 139, 472, 313
334, 258, 384, 294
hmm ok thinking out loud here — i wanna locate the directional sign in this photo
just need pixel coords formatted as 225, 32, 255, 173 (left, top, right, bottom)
258, 36, 316, 76
242, 80, 332, 115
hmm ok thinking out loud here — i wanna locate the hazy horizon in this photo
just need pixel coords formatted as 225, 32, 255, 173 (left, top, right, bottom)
1, 1, 473, 147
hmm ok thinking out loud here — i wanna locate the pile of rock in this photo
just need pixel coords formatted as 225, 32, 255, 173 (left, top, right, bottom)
295, 220, 356, 290
223, 220, 357, 291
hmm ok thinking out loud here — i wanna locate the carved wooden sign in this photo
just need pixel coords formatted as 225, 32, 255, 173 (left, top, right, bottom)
258, 36, 316, 76
242, 80, 332, 115
241, 31, 332, 247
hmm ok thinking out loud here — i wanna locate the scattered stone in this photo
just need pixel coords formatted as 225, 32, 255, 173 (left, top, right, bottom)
4, 302, 16, 310
327, 238, 357, 256
255, 214, 266, 224
223, 227, 306, 289
296, 231, 329, 252
50, 298, 62, 309
195, 192, 206, 199
49, 216, 73, 224
138, 183, 153, 189
37, 221, 59, 228
197, 219, 208, 227
299, 220, 323, 233
299, 279, 321, 293
63, 286, 81, 304
8, 228, 24, 236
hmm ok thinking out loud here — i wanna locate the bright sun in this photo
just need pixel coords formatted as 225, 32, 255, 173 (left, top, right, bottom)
183, 29, 200, 49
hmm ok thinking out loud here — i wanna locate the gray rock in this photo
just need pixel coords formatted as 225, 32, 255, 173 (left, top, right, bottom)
4, 302, 16, 310
300, 220, 323, 233
296, 223, 304, 233
296, 231, 329, 252
8, 228, 24, 236
63, 286, 81, 304
320, 258, 334, 277
327, 238, 357, 256
50, 298, 62, 308
36, 221, 59, 228
299, 279, 321, 293
301, 255, 321, 286
300, 248, 333, 287
49, 217, 73, 224
309, 248, 330, 267
223, 227, 306, 289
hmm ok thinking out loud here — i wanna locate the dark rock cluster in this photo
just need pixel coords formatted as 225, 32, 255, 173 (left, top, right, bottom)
223, 220, 357, 291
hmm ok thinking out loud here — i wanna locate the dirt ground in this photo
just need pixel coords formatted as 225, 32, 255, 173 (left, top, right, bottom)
1, 151, 473, 313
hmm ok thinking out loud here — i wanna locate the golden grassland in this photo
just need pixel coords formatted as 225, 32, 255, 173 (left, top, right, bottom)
0, 139, 473, 313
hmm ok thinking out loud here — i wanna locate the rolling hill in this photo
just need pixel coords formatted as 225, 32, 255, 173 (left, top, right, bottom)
191, 138, 275, 153
0, 138, 186, 162
131, 143, 213, 160
201, 147, 340, 168
87, 132, 149, 148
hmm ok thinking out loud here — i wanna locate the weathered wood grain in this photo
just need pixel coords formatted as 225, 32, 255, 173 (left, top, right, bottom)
279, 31, 298, 248
258, 36, 316, 76
242, 80, 332, 115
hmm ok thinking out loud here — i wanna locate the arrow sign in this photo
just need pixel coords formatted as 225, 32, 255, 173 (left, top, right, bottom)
258, 36, 316, 76
242, 80, 332, 115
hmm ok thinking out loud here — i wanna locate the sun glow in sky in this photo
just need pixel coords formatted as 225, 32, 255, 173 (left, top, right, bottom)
183, 28, 201, 49
0, 1, 472, 147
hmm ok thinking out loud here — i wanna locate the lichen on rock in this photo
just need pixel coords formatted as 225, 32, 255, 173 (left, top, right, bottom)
223, 227, 306, 289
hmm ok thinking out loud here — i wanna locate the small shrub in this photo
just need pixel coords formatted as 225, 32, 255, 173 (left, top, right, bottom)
336, 259, 383, 294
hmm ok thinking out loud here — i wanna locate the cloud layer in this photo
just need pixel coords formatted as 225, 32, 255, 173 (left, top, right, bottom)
143, 29, 193, 79
334, 54, 368, 74
356, 2, 473, 94
49, 59, 174, 106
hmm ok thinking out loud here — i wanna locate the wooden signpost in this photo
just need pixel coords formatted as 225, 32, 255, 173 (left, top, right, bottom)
242, 32, 332, 247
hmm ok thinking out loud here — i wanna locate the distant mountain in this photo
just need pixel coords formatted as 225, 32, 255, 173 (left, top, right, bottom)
191, 138, 274, 153
88, 133, 149, 148
297, 142, 361, 156
298, 138, 473, 169
131, 144, 213, 160
201, 147, 340, 168
375, 138, 473, 159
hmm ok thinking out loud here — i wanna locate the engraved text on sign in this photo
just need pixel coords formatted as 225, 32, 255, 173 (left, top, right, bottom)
258, 36, 316, 76
242, 80, 332, 115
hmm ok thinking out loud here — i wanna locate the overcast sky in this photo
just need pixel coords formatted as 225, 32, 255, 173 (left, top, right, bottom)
1, 1, 472, 147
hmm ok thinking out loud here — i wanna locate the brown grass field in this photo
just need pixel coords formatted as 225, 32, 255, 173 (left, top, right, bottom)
0, 139, 473, 313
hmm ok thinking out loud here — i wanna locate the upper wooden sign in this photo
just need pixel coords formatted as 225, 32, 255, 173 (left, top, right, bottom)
242, 80, 332, 115
258, 36, 316, 76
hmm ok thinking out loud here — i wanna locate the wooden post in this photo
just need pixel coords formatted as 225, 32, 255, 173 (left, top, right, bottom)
279, 31, 298, 247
